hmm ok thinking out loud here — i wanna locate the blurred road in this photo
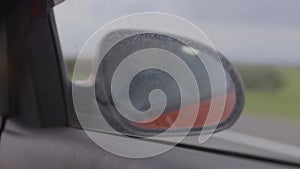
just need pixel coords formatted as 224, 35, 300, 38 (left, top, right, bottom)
182, 114, 300, 161
230, 115, 300, 147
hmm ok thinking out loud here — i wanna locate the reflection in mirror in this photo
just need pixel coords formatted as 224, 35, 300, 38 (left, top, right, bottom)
95, 31, 244, 136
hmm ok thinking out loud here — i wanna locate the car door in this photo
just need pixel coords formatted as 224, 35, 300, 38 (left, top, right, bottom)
0, 0, 300, 169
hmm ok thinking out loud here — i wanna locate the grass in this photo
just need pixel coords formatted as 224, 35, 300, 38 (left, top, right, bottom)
243, 66, 300, 123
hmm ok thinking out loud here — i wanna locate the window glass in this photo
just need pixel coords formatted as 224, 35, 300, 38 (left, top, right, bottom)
54, 0, 300, 162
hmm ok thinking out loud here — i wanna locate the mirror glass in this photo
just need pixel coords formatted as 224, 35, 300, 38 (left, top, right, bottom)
95, 31, 244, 136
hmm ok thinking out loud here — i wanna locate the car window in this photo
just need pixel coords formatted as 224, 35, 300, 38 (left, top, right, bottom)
53, 0, 300, 162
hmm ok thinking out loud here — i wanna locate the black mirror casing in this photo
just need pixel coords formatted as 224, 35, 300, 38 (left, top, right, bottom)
94, 30, 245, 137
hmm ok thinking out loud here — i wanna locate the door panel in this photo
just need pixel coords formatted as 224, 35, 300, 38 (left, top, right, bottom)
0, 118, 297, 169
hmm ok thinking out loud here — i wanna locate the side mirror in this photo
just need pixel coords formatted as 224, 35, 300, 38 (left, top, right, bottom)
91, 30, 245, 137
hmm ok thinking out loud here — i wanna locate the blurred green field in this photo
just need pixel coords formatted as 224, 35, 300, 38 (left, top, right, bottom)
240, 66, 300, 123
65, 59, 300, 122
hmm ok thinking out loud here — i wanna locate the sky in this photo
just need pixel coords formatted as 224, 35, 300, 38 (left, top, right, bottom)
53, 0, 300, 65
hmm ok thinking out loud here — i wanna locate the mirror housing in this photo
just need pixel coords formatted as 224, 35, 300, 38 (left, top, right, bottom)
92, 29, 245, 137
